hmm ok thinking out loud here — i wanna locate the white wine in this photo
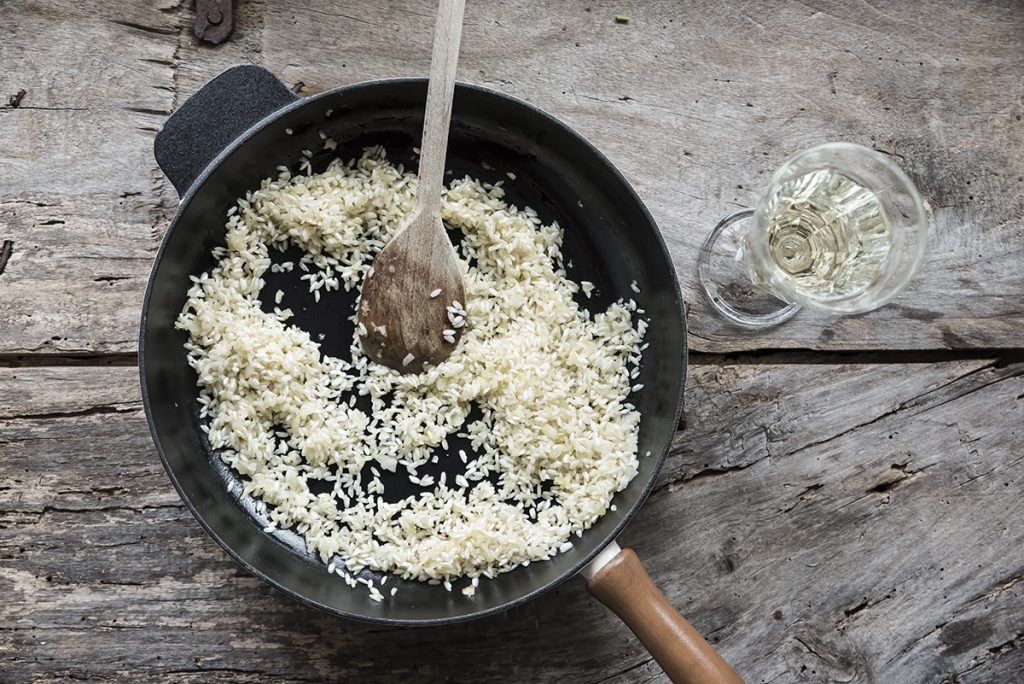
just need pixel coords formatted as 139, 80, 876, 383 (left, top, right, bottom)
759, 168, 892, 300
699, 142, 927, 327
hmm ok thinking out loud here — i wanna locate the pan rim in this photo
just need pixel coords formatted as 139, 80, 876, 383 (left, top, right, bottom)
139, 74, 688, 626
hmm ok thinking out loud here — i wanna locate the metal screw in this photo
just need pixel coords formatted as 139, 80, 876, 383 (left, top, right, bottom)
207, 8, 223, 24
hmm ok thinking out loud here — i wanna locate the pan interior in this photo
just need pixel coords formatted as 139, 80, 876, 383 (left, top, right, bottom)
142, 81, 686, 624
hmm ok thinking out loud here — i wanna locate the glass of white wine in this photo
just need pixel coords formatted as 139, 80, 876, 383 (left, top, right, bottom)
697, 142, 929, 328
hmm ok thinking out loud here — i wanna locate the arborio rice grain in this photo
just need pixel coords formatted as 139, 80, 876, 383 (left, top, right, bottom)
176, 147, 645, 588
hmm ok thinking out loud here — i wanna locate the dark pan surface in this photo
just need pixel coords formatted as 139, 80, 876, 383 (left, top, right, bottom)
141, 79, 686, 624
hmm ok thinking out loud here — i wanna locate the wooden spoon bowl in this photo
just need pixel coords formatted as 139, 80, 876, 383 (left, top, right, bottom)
357, 211, 465, 373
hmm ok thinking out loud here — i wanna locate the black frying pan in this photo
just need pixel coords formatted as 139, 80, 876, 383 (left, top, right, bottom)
142, 65, 739, 683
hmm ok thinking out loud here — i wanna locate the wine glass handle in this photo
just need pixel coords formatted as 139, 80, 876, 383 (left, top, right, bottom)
696, 208, 801, 329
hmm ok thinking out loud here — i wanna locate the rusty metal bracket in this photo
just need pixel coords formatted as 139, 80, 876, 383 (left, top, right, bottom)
194, 0, 233, 44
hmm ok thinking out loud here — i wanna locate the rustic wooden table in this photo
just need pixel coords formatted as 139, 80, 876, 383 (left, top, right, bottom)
3, 1, 1022, 682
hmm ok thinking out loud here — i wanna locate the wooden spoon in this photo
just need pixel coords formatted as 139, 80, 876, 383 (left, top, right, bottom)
357, 0, 467, 374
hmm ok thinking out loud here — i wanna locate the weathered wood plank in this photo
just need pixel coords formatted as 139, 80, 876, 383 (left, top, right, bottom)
1, 0, 1023, 355
0, 195, 161, 355
0, 0, 180, 197
0, 0, 180, 354
2, 362, 1021, 682
652, 359, 1024, 682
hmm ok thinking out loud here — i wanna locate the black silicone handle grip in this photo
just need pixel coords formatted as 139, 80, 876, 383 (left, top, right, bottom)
154, 64, 299, 197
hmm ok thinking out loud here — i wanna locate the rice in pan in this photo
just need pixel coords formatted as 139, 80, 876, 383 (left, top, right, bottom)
177, 147, 645, 590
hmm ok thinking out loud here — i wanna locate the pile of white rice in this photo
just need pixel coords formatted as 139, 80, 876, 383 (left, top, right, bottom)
177, 147, 646, 595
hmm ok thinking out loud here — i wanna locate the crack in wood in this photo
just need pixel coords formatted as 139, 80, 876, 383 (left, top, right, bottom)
904, 365, 1024, 419
0, 347, 1019, 373
0, 198, 58, 208
586, 656, 655, 684
160, 668, 319, 681
957, 463, 999, 488
298, 5, 375, 25
963, 568, 1024, 608
794, 634, 830, 663
865, 462, 934, 500
0, 105, 89, 113
109, 19, 178, 36
84, 539, 150, 551
0, 353, 138, 367
886, 621, 949, 665
169, 2, 185, 110
940, 630, 1024, 682
53, 485, 130, 498
124, 106, 171, 116
2, 404, 141, 421
836, 591, 895, 633
787, 362, 1020, 463
32, 503, 184, 517
780, 482, 824, 513
0, 352, 1010, 368
0, 239, 12, 275
689, 350, 1024, 366
658, 460, 757, 494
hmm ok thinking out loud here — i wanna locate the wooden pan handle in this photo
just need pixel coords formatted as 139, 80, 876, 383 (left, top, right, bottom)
586, 548, 744, 684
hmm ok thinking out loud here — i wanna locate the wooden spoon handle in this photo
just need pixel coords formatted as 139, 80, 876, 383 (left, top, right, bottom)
416, 0, 466, 218
586, 548, 745, 684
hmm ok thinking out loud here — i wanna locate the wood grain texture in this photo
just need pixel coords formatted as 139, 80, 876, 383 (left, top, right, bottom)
2, 362, 1021, 682
1, 0, 1022, 353
2, 1, 1022, 682
0, 0, 181, 197
0, 195, 160, 355
0, 0, 179, 354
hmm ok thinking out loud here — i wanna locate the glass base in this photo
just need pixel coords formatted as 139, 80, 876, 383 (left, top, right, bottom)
697, 208, 801, 329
